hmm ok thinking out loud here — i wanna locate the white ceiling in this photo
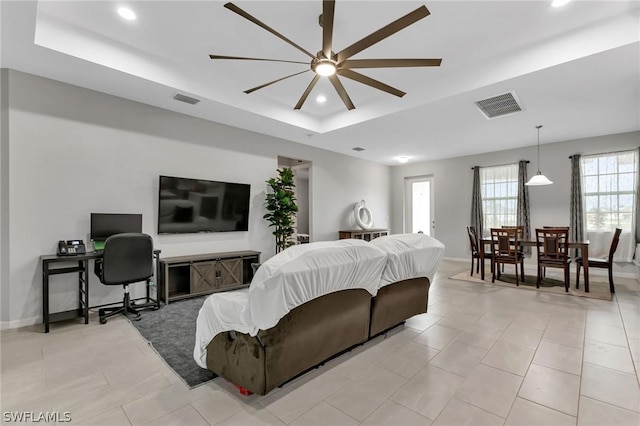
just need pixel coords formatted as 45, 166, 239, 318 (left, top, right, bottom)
2, 1, 639, 165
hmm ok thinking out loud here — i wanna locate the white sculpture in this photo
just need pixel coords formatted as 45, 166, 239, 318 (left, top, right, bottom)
353, 200, 374, 230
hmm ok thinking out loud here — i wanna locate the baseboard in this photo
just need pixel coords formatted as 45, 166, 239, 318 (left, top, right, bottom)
442, 257, 468, 263
1, 316, 40, 330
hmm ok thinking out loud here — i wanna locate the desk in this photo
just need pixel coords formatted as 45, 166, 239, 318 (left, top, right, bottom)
40, 250, 161, 333
479, 239, 590, 292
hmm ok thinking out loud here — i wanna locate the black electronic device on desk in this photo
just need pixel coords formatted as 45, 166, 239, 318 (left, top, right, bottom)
57, 240, 86, 256
90, 213, 142, 250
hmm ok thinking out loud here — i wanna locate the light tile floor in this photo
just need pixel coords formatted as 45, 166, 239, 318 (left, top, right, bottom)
2, 259, 640, 425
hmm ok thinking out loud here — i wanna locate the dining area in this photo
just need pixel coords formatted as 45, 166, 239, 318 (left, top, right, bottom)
466, 225, 621, 296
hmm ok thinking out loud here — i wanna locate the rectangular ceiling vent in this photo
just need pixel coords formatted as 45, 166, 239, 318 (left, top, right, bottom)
474, 91, 524, 119
173, 93, 200, 105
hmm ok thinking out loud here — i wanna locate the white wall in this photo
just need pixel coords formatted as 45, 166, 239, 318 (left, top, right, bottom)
295, 173, 309, 235
391, 131, 640, 272
1, 69, 9, 323
2, 70, 391, 328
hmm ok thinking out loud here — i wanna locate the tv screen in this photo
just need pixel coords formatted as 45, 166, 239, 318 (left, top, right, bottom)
158, 175, 250, 234
91, 213, 143, 241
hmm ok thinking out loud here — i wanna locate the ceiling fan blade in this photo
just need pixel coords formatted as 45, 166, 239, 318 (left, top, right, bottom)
336, 6, 430, 63
322, 1, 335, 59
328, 75, 355, 110
209, 55, 309, 65
244, 69, 311, 94
224, 2, 315, 59
294, 75, 320, 110
337, 69, 405, 97
341, 58, 442, 68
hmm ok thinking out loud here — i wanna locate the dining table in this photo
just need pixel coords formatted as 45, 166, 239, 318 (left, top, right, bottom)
479, 238, 591, 292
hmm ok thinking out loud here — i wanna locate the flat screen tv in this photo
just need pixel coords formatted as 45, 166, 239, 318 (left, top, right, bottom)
158, 175, 250, 234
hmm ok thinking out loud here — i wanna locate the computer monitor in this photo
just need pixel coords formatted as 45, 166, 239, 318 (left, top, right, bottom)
90, 213, 143, 247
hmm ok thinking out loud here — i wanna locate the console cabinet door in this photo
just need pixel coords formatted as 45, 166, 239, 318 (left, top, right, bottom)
190, 259, 243, 294
190, 261, 220, 294
218, 258, 242, 288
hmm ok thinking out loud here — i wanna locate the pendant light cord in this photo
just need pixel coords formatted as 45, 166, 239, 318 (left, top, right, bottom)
536, 125, 543, 173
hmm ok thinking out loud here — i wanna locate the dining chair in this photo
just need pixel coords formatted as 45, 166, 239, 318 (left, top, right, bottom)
541, 226, 570, 276
467, 226, 493, 279
535, 228, 571, 292
500, 226, 525, 272
575, 228, 622, 294
490, 228, 524, 286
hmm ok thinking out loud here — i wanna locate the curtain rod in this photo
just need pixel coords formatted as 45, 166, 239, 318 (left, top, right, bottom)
569, 147, 640, 159
471, 160, 529, 170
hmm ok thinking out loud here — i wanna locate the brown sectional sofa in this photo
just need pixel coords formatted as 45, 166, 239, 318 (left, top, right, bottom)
205, 276, 430, 395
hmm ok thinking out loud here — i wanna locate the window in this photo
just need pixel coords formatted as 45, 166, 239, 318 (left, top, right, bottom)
481, 164, 518, 231
581, 151, 637, 232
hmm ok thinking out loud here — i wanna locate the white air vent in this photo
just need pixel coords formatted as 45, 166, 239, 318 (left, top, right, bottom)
475, 91, 524, 119
352, 147, 365, 152
173, 93, 200, 105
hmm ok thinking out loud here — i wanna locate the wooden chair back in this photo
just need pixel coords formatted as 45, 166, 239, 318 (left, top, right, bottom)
501, 226, 524, 238
491, 228, 519, 260
535, 228, 569, 262
608, 228, 622, 263
467, 227, 479, 253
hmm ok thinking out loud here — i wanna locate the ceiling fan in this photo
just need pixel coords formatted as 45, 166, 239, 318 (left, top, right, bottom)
210, 1, 442, 111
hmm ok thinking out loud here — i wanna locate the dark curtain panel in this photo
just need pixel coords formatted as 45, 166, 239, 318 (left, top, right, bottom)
569, 154, 584, 258
517, 160, 531, 254
470, 166, 484, 237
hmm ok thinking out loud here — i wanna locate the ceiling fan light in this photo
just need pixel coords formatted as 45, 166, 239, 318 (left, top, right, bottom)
117, 7, 137, 21
525, 171, 553, 186
315, 62, 336, 76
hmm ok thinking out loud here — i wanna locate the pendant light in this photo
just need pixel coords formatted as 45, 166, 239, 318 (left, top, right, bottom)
525, 125, 553, 186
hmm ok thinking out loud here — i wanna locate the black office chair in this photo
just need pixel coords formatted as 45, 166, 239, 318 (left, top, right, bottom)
95, 233, 158, 324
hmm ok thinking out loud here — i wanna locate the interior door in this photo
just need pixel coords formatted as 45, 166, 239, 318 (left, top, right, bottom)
404, 176, 435, 236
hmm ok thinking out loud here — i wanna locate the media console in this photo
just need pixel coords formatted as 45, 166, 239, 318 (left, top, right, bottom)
159, 250, 260, 304
338, 229, 390, 241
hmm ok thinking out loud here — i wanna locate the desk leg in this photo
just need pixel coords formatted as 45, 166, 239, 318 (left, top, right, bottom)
153, 254, 161, 309
583, 245, 589, 293
84, 260, 89, 324
42, 265, 50, 333
77, 260, 90, 324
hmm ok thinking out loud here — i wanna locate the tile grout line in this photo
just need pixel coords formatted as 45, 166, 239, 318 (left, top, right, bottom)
614, 291, 640, 387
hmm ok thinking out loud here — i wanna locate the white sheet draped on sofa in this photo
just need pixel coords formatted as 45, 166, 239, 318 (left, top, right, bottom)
193, 234, 445, 369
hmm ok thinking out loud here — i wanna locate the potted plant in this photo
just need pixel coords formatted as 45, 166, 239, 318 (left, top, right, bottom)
264, 168, 298, 253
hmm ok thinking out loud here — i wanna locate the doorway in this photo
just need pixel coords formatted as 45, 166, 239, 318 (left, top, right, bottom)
278, 156, 311, 243
404, 175, 435, 236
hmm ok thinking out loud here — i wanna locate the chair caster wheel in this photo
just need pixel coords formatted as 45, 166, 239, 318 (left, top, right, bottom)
99, 318, 107, 324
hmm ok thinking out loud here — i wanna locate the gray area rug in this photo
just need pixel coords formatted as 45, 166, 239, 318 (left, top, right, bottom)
130, 296, 216, 388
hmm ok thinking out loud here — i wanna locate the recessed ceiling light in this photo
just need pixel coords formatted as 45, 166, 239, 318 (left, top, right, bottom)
316, 95, 326, 103
398, 156, 410, 163
551, 0, 571, 7
117, 7, 137, 21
